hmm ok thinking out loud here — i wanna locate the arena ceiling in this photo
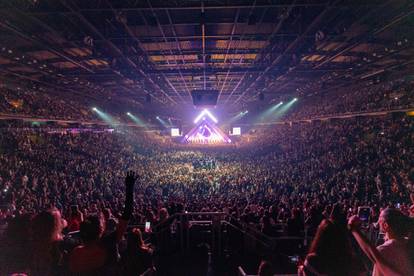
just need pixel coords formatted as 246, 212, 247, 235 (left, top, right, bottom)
0, 0, 413, 112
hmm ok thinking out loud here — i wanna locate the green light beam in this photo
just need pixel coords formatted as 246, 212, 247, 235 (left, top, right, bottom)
127, 112, 146, 128
272, 98, 298, 120
156, 116, 169, 128
258, 101, 283, 122
92, 108, 119, 126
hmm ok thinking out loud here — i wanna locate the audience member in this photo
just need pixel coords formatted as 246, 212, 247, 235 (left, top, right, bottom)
349, 208, 414, 276
68, 172, 137, 275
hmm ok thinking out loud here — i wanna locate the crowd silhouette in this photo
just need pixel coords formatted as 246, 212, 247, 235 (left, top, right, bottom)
0, 95, 413, 275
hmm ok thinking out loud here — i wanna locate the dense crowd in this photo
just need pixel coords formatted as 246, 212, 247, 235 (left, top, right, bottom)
0, 112, 413, 275
0, 86, 94, 121
1, 77, 413, 124
287, 77, 414, 120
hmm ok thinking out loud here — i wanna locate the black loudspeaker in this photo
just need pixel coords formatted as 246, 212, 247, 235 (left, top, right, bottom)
191, 90, 218, 106
146, 94, 152, 103
259, 92, 264, 101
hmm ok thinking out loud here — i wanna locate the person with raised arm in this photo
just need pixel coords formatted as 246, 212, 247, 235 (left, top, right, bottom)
69, 171, 138, 275
348, 208, 414, 276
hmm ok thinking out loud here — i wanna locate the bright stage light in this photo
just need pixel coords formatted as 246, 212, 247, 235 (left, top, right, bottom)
270, 102, 283, 112
194, 112, 205, 123
205, 110, 218, 123
221, 110, 248, 127
272, 98, 298, 120
259, 101, 284, 122
232, 127, 241, 136
156, 116, 169, 127
194, 109, 218, 124
92, 108, 119, 126
171, 128, 181, 137
127, 112, 146, 127
184, 120, 231, 144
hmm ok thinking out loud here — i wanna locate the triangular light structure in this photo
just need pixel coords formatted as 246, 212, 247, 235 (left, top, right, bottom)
184, 119, 231, 144
193, 109, 218, 124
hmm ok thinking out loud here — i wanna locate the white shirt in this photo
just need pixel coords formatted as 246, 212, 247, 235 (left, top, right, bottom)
373, 239, 414, 276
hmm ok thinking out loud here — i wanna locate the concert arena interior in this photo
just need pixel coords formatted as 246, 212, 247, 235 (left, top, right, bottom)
0, 1, 414, 276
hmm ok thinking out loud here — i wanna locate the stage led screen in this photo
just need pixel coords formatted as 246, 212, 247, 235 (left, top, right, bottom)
232, 127, 241, 136
171, 128, 181, 137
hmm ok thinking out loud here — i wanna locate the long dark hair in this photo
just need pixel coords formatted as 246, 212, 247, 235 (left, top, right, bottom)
307, 219, 353, 275
381, 208, 413, 238
381, 208, 414, 265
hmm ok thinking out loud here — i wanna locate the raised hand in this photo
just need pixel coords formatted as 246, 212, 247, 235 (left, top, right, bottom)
125, 171, 139, 190
347, 215, 361, 231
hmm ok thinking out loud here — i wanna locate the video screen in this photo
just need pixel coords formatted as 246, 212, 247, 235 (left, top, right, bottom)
232, 127, 241, 136
171, 128, 181, 137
